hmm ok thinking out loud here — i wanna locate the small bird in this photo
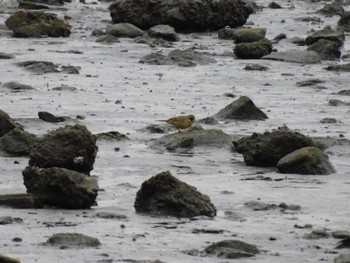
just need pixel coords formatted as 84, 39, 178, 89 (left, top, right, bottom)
159, 114, 195, 132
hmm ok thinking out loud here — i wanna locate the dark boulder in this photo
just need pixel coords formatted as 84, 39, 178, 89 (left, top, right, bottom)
38, 111, 65, 122
0, 193, 44, 209
5, 11, 71, 38
305, 26, 345, 46
214, 96, 268, 121
234, 39, 272, 59
233, 130, 315, 167
338, 11, 350, 32
2, 81, 35, 91
203, 240, 259, 259
0, 254, 20, 263
23, 166, 99, 209
307, 39, 341, 60
0, 109, 17, 137
29, 125, 98, 174
45, 233, 101, 248
109, 0, 254, 31
148, 25, 180, 41
277, 146, 336, 175
0, 127, 38, 156
134, 171, 216, 218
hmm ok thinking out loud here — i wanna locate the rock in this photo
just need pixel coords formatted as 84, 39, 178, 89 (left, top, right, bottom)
307, 39, 341, 60
234, 39, 272, 59
325, 63, 350, 72
0, 109, 18, 137
244, 63, 269, 71
60, 65, 79, 74
277, 146, 336, 175
305, 26, 345, 46
18, 1, 51, 9
148, 25, 180, 41
140, 49, 216, 67
296, 79, 324, 87
203, 240, 259, 259
273, 33, 287, 42
214, 96, 268, 121
318, 2, 344, 16
335, 254, 350, 263
23, 166, 99, 209
0, 127, 38, 156
233, 129, 315, 167
304, 229, 330, 239
17, 61, 59, 73
0, 254, 21, 263
29, 125, 98, 174
232, 27, 267, 43
0, 52, 15, 59
0, 193, 44, 209
0, 216, 23, 225
96, 131, 129, 141
149, 129, 232, 151
245, 201, 301, 211
134, 171, 216, 218
2, 81, 35, 91
338, 11, 350, 32
109, 0, 254, 31
263, 50, 321, 64
5, 11, 71, 38
338, 90, 350, 96
268, 1, 282, 9
336, 238, 350, 249
106, 23, 144, 38
328, 99, 350, 106
38, 111, 65, 122
94, 212, 128, 219
95, 34, 121, 44
19, 0, 66, 6
45, 233, 101, 248
320, 118, 337, 123
333, 231, 350, 239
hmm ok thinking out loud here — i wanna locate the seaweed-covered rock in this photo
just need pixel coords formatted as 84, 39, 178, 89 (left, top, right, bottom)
234, 27, 266, 43
149, 129, 232, 151
204, 240, 259, 259
0, 127, 38, 156
338, 11, 350, 32
106, 23, 144, 38
109, 0, 254, 31
318, 2, 344, 16
307, 39, 341, 60
233, 130, 315, 167
305, 26, 345, 46
23, 166, 99, 209
134, 171, 216, 218
45, 233, 101, 248
5, 11, 71, 38
263, 50, 321, 64
29, 125, 98, 174
234, 39, 272, 59
277, 146, 336, 175
0, 109, 17, 137
214, 96, 268, 120
0, 193, 44, 208
148, 24, 180, 41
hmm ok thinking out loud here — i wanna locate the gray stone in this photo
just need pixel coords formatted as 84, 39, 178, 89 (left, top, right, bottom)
0, 52, 15, 59
338, 11, 350, 32
109, 0, 254, 31
148, 24, 180, 41
214, 96, 268, 120
277, 146, 336, 175
244, 63, 269, 71
17, 61, 59, 73
2, 81, 35, 91
233, 130, 315, 167
263, 50, 321, 64
318, 2, 344, 16
204, 240, 259, 259
106, 23, 144, 38
134, 171, 216, 218
307, 39, 341, 60
325, 63, 350, 72
0, 127, 38, 156
335, 254, 350, 263
29, 125, 98, 174
95, 34, 120, 44
0, 109, 17, 137
0, 193, 44, 209
305, 26, 345, 46
46, 233, 101, 248
23, 166, 99, 209
234, 39, 272, 59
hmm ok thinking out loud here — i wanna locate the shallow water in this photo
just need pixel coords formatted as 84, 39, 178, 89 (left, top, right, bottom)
0, 0, 349, 262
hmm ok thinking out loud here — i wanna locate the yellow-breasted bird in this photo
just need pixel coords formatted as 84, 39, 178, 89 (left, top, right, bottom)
159, 114, 195, 132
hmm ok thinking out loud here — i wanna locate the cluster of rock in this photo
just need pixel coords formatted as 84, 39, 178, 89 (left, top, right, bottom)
0, 109, 99, 209
233, 128, 336, 175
